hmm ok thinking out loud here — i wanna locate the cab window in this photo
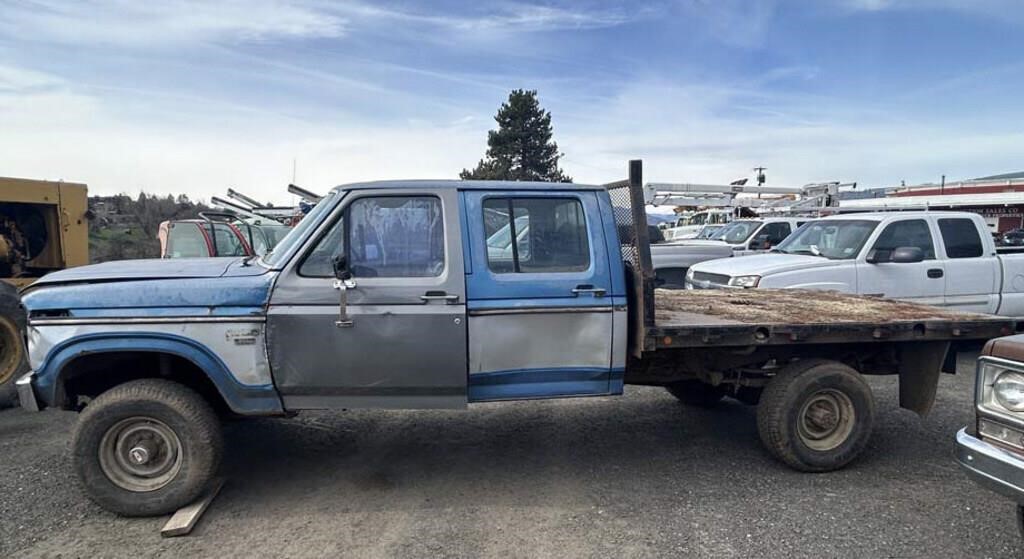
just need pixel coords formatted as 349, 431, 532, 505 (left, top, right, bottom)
484, 197, 589, 273
871, 219, 935, 260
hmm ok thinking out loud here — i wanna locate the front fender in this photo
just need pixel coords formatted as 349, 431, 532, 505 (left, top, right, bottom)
34, 331, 283, 415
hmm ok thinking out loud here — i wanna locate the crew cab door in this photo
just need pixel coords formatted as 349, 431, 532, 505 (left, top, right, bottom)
266, 188, 468, 409
462, 190, 619, 401
856, 218, 945, 305
936, 216, 999, 313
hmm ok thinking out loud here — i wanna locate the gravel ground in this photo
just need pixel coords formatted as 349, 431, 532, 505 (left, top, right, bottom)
1, 352, 1022, 558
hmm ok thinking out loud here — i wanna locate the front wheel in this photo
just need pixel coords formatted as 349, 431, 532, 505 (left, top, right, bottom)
72, 379, 223, 517
756, 359, 875, 472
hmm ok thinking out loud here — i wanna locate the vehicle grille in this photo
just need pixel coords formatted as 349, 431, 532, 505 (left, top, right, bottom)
691, 272, 730, 287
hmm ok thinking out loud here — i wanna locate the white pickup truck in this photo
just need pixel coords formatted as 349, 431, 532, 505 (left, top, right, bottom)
686, 211, 1024, 316
652, 217, 804, 288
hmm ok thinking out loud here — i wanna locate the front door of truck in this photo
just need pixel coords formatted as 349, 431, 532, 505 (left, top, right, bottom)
462, 190, 618, 401
857, 218, 945, 305
267, 187, 468, 409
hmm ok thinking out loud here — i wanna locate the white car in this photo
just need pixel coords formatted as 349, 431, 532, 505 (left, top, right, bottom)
686, 211, 1024, 316
652, 218, 804, 288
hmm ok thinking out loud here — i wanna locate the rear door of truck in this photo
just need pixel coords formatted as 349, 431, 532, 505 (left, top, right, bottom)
936, 216, 1000, 313
461, 189, 622, 400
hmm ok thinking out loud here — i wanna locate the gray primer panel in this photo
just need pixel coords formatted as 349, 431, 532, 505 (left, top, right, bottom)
468, 312, 612, 374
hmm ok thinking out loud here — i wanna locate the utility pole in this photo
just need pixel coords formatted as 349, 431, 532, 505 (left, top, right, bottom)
754, 166, 767, 187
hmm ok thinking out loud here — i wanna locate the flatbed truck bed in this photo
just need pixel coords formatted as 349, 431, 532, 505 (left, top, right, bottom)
648, 288, 1013, 349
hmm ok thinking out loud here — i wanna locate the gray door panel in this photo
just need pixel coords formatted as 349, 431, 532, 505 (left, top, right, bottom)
268, 305, 466, 409
267, 188, 468, 409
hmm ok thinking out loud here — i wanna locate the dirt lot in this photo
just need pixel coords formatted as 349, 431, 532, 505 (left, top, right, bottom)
1, 352, 1021, 558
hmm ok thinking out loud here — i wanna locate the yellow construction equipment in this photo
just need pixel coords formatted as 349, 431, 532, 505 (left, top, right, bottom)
0, 177, 89, 402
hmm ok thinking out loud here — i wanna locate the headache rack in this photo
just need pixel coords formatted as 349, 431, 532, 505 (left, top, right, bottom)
603, 160, 657, 357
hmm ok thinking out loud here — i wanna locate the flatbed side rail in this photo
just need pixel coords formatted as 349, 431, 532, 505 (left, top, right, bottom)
647, 318, 1016, 350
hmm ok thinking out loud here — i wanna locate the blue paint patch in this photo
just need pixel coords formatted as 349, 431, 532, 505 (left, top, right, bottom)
468, 367, 623, 402
35, 332, 283, 415
22, 273, 276, 316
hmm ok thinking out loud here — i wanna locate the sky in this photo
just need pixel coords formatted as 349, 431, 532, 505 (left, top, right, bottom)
2, 0, 1023, 205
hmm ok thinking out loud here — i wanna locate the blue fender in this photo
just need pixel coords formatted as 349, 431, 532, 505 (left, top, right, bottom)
35, 332, 283, 415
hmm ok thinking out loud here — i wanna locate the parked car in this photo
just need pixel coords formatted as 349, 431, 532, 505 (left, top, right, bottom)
652, 218, 804, 288
159, 213, 290, 258
1004, 229, 1024, 247
685, 211, 1024, 316
16, 171, 1011, 517
663, 209, 734, 241
956, 334, 1024, 538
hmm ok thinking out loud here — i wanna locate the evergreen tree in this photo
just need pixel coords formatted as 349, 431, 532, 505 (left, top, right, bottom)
460, 89, 571, 182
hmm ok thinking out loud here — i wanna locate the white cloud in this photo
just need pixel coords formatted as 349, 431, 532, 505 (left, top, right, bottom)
0, 0, 346, 47
342, 1, 636, 33
837, 0, 1024, 22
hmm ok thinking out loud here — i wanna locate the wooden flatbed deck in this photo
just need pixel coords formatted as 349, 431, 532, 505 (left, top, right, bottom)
647, 289, 1015, 349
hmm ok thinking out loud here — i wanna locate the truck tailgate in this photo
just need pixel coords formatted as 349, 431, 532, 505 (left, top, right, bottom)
648, 289, 1015, 349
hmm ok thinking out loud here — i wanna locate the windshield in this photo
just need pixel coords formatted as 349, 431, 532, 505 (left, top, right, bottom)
697, 225, 723, 239
775, 219, 878, 260
262, 190, 339, 266
711, 221, 762, 244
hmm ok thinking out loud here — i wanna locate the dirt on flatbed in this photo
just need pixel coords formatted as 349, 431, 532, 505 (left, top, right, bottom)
654, 288, 994, 326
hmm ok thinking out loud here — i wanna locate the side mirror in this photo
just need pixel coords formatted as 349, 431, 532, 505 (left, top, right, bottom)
891, 246, 925, 263
332, 254, 352, 280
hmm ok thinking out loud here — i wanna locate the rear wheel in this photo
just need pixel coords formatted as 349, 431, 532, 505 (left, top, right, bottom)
72, 379, 223, 516
756, 359, 875, 472
0, 282, 27, 408
665, 380, 727, 408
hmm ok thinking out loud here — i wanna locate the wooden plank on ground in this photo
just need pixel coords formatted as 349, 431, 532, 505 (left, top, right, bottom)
161, 478, 225, 538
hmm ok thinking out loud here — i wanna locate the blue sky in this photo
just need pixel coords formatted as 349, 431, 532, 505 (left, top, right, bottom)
1, 0, 1023, 203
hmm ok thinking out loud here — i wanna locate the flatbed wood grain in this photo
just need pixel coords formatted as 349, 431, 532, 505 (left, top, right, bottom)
654, 288, 991, 327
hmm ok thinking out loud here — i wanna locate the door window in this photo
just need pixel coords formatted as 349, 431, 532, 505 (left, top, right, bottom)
300, 196, 445, 277
939, 218, 984, 258
349, 196, 445, 277
483, 197, 589, 273
760, 222, 792, 245
871, 219, 935, 259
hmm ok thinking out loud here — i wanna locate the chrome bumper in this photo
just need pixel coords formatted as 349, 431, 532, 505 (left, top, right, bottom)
956, 428, 1024, 504
15, 372, 39, 412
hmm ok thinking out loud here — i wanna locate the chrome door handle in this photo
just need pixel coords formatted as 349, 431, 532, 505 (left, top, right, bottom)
420, 291, 460, 303
572, 285, 607, 297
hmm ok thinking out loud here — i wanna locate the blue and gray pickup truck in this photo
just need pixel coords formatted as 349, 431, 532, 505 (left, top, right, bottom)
16, 161, 1015, 517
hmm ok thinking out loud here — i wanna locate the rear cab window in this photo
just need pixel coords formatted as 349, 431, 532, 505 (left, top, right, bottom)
938, 218, 985, 258
483, 197, 590, 273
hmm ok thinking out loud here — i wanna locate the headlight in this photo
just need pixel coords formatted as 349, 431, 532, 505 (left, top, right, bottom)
685, 268, 695, 280
994, 371, 1024, 412
728, 275, 760, 288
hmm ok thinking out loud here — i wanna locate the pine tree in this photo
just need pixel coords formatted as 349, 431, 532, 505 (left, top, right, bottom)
460, 89, 571, 182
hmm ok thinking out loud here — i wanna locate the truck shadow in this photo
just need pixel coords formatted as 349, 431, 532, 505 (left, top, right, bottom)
217, 387, 868, 514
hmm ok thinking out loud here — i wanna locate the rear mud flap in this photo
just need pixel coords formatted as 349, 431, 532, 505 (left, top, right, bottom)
898, 341, 950, 417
